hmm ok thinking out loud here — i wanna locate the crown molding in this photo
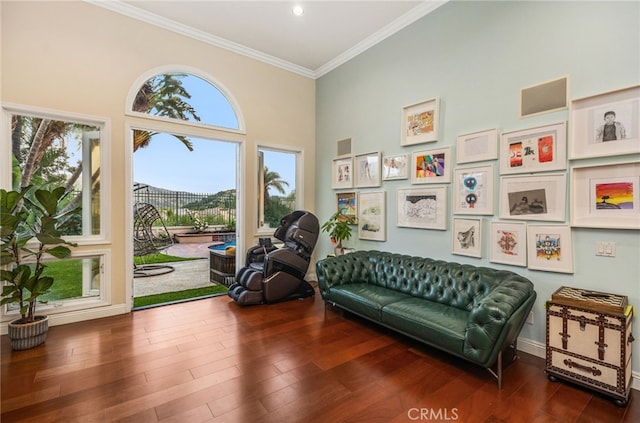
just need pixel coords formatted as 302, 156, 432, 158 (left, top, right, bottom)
85, 0, 316, 78
85, 0, 447, 80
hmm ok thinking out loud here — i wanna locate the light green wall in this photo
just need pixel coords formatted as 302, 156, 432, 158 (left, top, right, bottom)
316, 0, 640, 368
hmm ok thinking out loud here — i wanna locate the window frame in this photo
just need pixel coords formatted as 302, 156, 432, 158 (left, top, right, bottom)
125, 65, 245, 134
1, 102, 112, 245
256, 143, 303, 236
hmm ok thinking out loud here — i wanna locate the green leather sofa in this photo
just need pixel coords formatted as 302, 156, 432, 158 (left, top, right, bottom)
316, 250, 537, 388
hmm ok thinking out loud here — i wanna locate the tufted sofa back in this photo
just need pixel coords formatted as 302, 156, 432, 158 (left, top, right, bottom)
317, 250, 528, 312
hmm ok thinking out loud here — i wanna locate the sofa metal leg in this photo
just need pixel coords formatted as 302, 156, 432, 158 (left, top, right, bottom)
487, 350, 503, 390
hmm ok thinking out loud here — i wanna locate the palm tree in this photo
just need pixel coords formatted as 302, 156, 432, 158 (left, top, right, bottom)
263, 167, 289, 204
132, 73, 200, 152
11, 74, 202, 228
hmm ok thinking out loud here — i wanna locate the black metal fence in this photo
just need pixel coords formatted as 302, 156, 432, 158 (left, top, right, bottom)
133, 185, 236, 228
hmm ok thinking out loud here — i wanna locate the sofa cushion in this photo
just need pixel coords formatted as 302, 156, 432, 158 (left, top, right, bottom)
329, 284, 411, 321
381, 298, 468, 354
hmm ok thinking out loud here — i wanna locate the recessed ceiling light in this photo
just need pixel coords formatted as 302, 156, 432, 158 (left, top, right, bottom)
292, 5, 304, 17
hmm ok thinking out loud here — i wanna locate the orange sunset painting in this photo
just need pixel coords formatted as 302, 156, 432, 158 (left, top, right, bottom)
595, 181, 634, 210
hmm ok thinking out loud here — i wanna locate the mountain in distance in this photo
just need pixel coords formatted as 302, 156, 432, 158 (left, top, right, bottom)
133, 182, 236, 210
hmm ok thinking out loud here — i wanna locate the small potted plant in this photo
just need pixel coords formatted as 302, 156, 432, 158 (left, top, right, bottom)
321, 211, 355, 256
1, 186, 77, 350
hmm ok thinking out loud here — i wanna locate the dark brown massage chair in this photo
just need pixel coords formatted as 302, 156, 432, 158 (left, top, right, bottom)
228, 210, 319, 306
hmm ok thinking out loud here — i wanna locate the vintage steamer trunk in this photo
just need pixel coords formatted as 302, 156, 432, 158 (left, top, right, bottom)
546, 286, 634, 406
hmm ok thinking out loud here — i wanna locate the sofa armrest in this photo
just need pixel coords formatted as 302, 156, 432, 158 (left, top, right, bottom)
463, 277, 536, 366
316, 252, 374, 296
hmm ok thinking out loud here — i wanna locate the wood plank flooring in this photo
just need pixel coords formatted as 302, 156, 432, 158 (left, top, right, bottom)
2, 290, 639, 422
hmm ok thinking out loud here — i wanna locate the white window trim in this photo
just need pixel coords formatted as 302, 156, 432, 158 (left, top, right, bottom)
1, 102, 112, 245
1, 249, 112, 324
255, 143, 305, 237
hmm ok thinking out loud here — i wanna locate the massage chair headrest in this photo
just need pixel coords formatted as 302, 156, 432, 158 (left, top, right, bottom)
273, 210, 319, 253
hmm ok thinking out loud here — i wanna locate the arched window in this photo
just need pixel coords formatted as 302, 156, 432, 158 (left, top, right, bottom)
131, 72, 240, 131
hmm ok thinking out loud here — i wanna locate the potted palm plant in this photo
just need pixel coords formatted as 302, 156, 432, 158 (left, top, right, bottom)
321, 211, 355, 256
1, 186, 77, 350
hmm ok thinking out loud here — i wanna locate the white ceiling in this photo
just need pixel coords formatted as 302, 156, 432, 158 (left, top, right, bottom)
89, 1, 447, 78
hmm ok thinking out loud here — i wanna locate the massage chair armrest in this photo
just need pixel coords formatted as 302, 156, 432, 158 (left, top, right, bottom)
244, 244, 278, 266
264, 248, 310, 278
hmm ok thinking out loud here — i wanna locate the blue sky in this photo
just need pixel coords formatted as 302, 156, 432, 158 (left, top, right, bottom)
133, 74, 295, 195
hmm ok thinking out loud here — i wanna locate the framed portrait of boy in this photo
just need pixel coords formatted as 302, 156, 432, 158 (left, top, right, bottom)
569, 85, 640, 159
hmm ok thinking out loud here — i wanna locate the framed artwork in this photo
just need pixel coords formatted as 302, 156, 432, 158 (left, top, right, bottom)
527, 225, 574, 274
354, 152, 381, 188
570, 161, 640, 230
331, 157, 353, 189
499, 122, 567, 175
499, 173, 566, 222
397, 186, 447, 230
401, 98, 440, 146
452, 218, 482, 258
452, 165, 494, 215
456, 128, 498, 164
569, 85, 640, 159
489, 221, 527, 267
336, 192, 358, 224
358, 191, 386, 241
382, 154, 409, 180
411, 147, 452, 184
520, 76, 569, 118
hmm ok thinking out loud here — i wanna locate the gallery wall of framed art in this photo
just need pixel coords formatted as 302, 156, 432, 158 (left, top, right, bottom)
315, 0, 638, 381
327, 82, 638, 274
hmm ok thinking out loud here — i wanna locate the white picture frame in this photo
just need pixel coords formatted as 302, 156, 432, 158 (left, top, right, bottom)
570, 161, 640, 230
354, 152, 381, 188
499, 173, 566, 222
499, 122, 567, 175
382, 154, 409, 180
410, 147, 452, 184
358, 191, 386, 241
452, 218, 482, 258
396, 186, 448, 230
489, 221, 527, 267
331, 156, 353, 189
452, 165, 494, 215
456, 128, 498, 164
527, 224, 574, 274
401, 98, 439, 146
569, 85, 640, 160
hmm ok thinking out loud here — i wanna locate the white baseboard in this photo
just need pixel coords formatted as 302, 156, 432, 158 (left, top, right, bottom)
0, 304, 128, 336
517, 336, 639, 392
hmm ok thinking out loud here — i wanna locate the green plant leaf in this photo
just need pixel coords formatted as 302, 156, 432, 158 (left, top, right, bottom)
31, 276, 54, 296
35, 187, 66, 216
44, 245, 73, 259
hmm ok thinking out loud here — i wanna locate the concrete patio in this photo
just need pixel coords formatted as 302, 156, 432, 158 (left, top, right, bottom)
133, 242, 230, 298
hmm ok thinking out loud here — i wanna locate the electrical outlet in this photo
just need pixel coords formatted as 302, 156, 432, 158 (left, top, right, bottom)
526, 311, 534, 325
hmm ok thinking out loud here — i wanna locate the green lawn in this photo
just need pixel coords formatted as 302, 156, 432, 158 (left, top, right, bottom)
39, 253, 204, 302
133, 285, 228, 309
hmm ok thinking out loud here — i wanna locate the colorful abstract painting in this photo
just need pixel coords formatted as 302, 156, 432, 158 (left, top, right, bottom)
535, 233, 561, 261
415, 153, 445, 178
497, 230, 519, 256
595, 181, 634, 210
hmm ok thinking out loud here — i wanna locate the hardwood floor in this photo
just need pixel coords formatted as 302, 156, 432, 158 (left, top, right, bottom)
2, 291, 638, 422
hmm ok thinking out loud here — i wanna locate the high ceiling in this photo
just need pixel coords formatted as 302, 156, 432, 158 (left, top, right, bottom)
90, 1, 447, 78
